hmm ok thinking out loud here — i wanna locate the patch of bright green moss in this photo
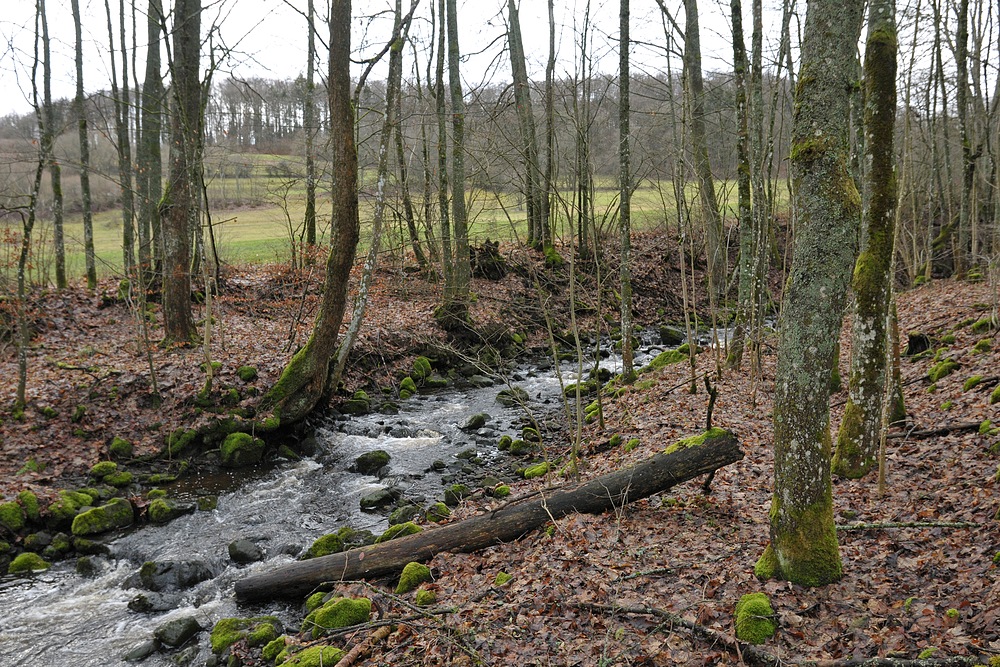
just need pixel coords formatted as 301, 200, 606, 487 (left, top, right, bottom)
166, 428, 198, 457
220, 432, 264, 467
411, 356, 432, 381
493, 485, 511, 499
89, 461, 118, 478
103, 471, 134, 488
734, 592, 777, 644
0, 501, 25, 532
625, 438, 640, 452
940, 400, 954, 411
640, 346, 689, 373
497, 434, 512, 451
991, 385, 1000, 405
109, 437, 133, 459
494, 571, 513, 586
609, 434, 623, 447
304, 527, 357, 559
426, 502, 450, 522
375, 521, 422, 544
395, 562, 432, 594
939, 333, 956, 345
278, 645, 346, 667
237, 366, 259, 382
17, 490, 40, 522
972, 339, 992, 354
399, 376, 417, 399
302, 597, 371, 637
262, 636, 287, 662
71, 497, 133, 536
964, 375, 984, 392
664, 427, 730, 455
415, 589, 437, 606
927, 359, 959, 383
523, 462, 551, 479
971, 317, 995, 334
210, 616, 282, 654
9, 552, 50, 574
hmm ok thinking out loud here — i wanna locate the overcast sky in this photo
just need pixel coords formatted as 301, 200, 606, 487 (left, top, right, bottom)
0, 0, 777, 119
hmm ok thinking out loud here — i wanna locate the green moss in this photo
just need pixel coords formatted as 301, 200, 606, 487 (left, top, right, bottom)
973, 339, 992, 354
147, 489, 168, 499
609, 433, 623, 447
971, 317, 995, 334
940, 400, 954, 411
493, 485, 511, 499
945, 608, 960, 620
415, 589, 437, 606
426, 502, 450, 522
497, 434, 512, 451
104, 471, 134, 488
8, 552, 50, 574
664, 427, 731, 455
496, 387, 528, 407
757, 494, 841, 586
375, 521, 422, 543
411, 356, 432, 381
991, 385, 1000, 405
304, 526, 357, 559
396, 562, 432, 594
494, 571, 513, 586
17, 491, 40, 522
220, 432, 265, 467
39, 406, 58, 419
46, 490, 93, 526
147, 473, 176, 485
71, 497, 134, 536
16, 458, 44, 475
444, 484, 470, 506
523, 462, 551, 479
262, 636, 287, 662
939, 333, 956, 345
508, 439, 535, 456
926, 383, 937, 393
927, 359, 959, 383
302, 597, 371, 636
237, 366, 259, 382
625, 438, 640, 452
278, 645, 346, 667
917, 648, 938, 660
166, 428, 199, 457
963, 375, 984, 392
71, 405, 87, 423
0, 501, 26, 532
209, 616, 281, 654
399, 376, 417, 399
543, 244, 564, 268
914, 275, 928, 286
734, 593, 777, 644
640, 348, 687, 373
109, 437, 133, 459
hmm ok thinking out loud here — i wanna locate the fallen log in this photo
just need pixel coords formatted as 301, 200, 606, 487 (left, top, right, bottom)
235, 428, 742, 602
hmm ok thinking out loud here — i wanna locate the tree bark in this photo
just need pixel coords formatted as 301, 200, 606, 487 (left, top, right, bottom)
257, 0, 359, 427
303, 0, 317, 248
235, 429, 742, 601
70, 0, 97, 289
619, 0, 634, 378
833, 0, 899, 479
756, 0, 864, 587
39, 0, 66, 290
137, 0, 164, 281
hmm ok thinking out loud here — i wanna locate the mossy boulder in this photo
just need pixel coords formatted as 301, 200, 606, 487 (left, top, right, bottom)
0, 501, 26, 532
415, 589, 437, 606
497, 434, 513, 451
399, 376, 418, 399
493, 485, 511, 499
8, 552, 50, 574
154, 616, 202, 648
375, 521, 422, 543
411, 356, 433, 381
426, 502, 450, 522
508, 439, 536, 456
354, 450, 390, 475
459, 412, 489, 431
359, 487, 398, 510
388, 504, 424, 526
496, 386, 529, 407
104, 471, 134, 488
89, 461, 118, 479
148, 498, 195, 524
444, 483, 471, 506
17, 490, 40, 522
46, 490, 94, 529
237, 365, 259, 382
301, 597, 371, 638
640, 345, 689, 373
71, 497, 134, 536
395, 562, 432, 594
928, 358, 959, 382
210, 616, 282, 654
166, 428, 199, 457
109, 437, 133, 459
304, 527, 359, 559
278, 645, 346, 667
220, 432, 265, 467
523, 462, 551, 479
734, 592, 778, 644
341, 390, 372, 416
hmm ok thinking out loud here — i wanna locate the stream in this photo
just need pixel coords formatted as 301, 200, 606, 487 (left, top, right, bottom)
0, 333, 680, 666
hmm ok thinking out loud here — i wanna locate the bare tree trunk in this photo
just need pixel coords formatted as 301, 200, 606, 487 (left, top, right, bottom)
833, 0, 899, 479
303, 0, 317, 248
105, 0, 136, 277
619, 0, 634, 379
258, 0, 359, 427
137, 0, 164, 281
434, 0, 454, 290
755, 0, 864, 587
543, 0, 555, 249
71, 0, 98, 289
954, 0, 973, 276
39, 0, 66, 289
728, 0, 752, 367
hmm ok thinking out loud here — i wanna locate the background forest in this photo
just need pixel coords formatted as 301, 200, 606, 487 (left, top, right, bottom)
0, 0, 998, 665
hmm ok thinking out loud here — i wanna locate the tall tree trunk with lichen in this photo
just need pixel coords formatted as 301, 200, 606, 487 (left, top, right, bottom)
258, 0, 359, 427
728, 0, 751, 367
755, 0, 864, 587
39, 0, 66, 289
833, 0, 899, 479
619, 0, 634, 379
303, 0, 317, 249
104, 0, 135, 278
162, 0, 200, 344
71, 0, 98, 289
683, 0, 725, 299
137, 0, 164, 281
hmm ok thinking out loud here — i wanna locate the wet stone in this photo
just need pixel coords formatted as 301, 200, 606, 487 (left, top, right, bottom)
153, 615, 202, 648
124, 639, 160, 662
228, 539, 264, 564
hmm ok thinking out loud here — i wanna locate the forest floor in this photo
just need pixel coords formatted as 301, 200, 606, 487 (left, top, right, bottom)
0, 233, 998, 665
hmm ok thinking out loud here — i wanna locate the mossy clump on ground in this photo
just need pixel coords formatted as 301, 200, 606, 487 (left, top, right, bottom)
210, 616, 282, 654
497, 434, 513, 451
444, 484, 471, 506
104, 471, 134, 488
964, 375, 984, 392
237, 366, 259, 382
8, 552, 50, 574
973, 339, 992, 354
399, 376, 418, 399
664, 427, 731, 455
494, 571, 513, 586
220, 432, 265, 467
89, 461, 118, 479
415, 589, 437, 606
375, 521, 422, 544
166, 428, 199, 457
304, 527, 359, 559
426, 502, 450, 522
508, 439, 536, 456
971, 317, 996, 334
927, 359, 959, 383
734, 592, 778, 644
46, 490, 94, 528
640, 344, 691, 373
625, 438, 640, 452
0, 501, 26, 532
71, 497, 134, 536
396, 562, 433, 594
991, 385, 1000, 405
277, 645, 346, 667
493, 485, 511, 499
17, 490, 40, 522
301, 597, 371, 638
411, 356, 433, 381
523, 462, 551, 479
109, 437, 133, 459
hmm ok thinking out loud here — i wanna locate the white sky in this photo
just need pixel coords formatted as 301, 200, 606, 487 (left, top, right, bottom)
0, 0, 783, 119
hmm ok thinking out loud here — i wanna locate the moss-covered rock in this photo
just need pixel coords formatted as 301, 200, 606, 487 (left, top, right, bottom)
89, 461, 118, 479
523, 462, 551, 479
237, 366, 259, 382
411, 356, 433, 381
388, 504, 424, 526
395, 562, 432, 594
415, 588, 437, 606
496, 386, 529, 407
166, 428, 199, 457
426, 502, 450, 522
262, 636, 288, 662
17, 490, 40, 522
341, 390, 372, 416
278, 645, 346, 667
304, 526, 358, 559
210, 616, 282, 654
0, 501, 26, 532
46, 490, 94, 529
376, 521, 422, 543
354, 450, 390, 475
148, 498, 195, 524
444, 483, 471, 506
8, 552, 50, 574
220, 432, 265, 467
71, 497, 134, 536
734, 592, 777, 644
104, 471, 134, 488
972, 339, 992, 354
508, 439, 535, 456
493, 485, 511, 499
301, 597, 371, 637
109, 437, 133, 459
640, 345, 690, 373
964, 375, 984, 392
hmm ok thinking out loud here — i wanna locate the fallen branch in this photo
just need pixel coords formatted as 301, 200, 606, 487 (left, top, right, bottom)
334, 625, 392, 667
835, 521, 980, 531
887, 422, 984, 440
235, 429, 742, 601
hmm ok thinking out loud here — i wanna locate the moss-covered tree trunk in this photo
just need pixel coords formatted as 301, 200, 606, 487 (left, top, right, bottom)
755, 0, 864, 587
258, 0, 359, 427
833, 0, 899, 479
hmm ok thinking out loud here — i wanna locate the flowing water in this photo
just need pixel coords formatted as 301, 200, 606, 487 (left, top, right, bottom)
0, 335, 678, 666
